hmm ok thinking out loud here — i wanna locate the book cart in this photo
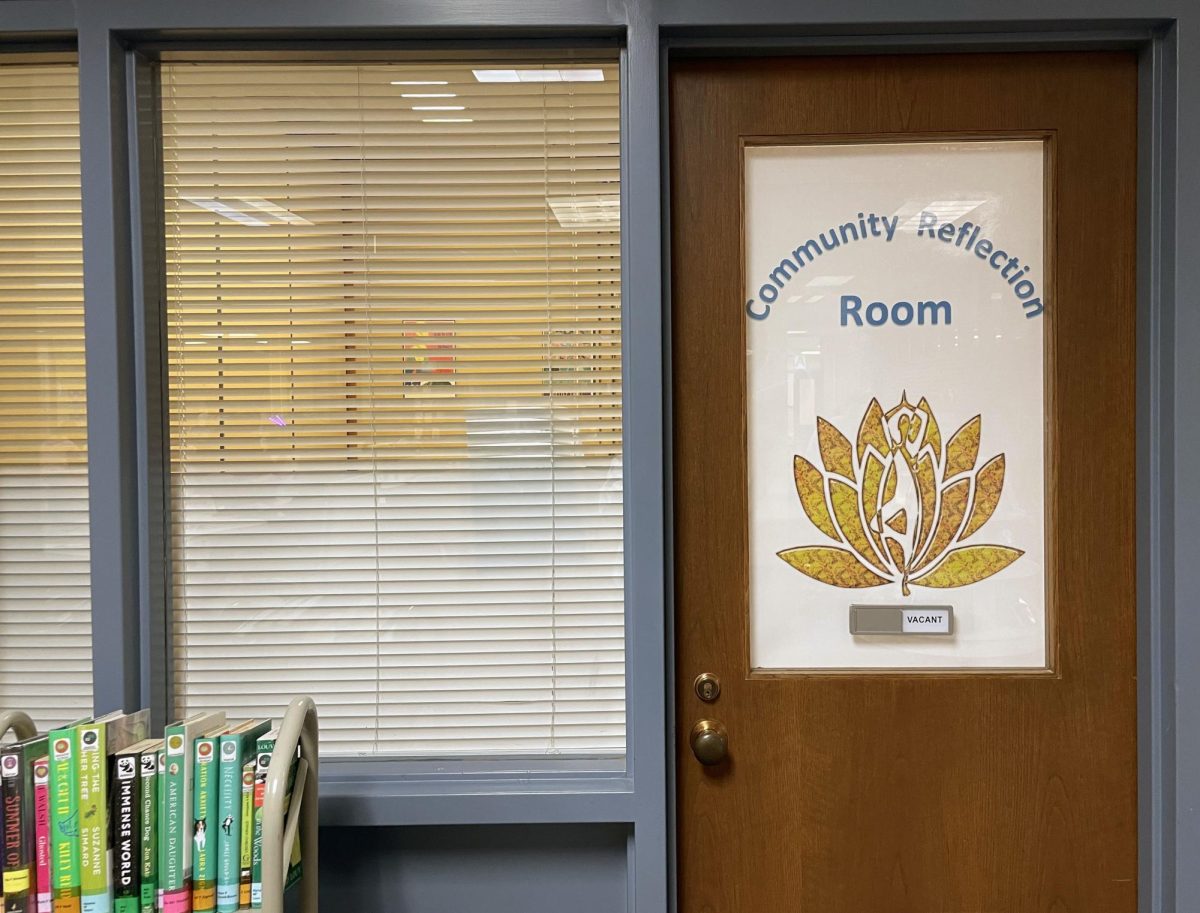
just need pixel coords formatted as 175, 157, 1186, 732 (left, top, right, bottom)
0, 696, 319, 913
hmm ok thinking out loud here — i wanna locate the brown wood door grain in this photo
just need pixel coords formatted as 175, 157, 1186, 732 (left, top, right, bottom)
671, 53, 1137, 912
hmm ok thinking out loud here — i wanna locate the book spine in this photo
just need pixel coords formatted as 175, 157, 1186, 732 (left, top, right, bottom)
136, 753, 156, 913
76, 724, 107, 913
153, 750, 164, 913
248, 740, 273, 911
190, 741, 217, 913
33, 759, 50, 913
213, 743, 239, 913
160, 730, 186, 913
48, 730, 80, 913
236, 764, 253, 911
110, 757, 138, 913
2, 746, 31, 913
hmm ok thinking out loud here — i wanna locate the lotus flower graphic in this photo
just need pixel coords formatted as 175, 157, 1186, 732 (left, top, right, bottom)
779, 393, 1023, 595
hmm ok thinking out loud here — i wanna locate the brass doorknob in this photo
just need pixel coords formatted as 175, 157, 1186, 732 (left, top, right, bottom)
690, 719, 728, 765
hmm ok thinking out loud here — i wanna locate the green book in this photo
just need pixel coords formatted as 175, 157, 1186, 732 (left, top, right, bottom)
135, 742, 161, 913
250, 732, 300, 909
214, 722, 268, 913
191, 735, 222, 913
160, 712, 224, 913
110, 739, 155, 913
79, 711, 149, 913
48, 718, 91, 913
236, 761, 255, 910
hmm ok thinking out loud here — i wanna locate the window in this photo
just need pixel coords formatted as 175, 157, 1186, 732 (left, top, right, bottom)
162, 59, 623, 757
0, 62, 92, 730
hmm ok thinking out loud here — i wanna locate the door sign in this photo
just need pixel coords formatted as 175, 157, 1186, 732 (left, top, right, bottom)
745, 140, 1048, 671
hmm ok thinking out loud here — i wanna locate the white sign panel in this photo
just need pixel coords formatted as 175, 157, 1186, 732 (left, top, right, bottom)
745, 140, 1048, 670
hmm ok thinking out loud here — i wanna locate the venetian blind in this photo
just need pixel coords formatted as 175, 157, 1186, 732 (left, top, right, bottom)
0, 63, 92, 731
162, 60, 624, 757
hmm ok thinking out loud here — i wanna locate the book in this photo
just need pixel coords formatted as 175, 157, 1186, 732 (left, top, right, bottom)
250, 732, 300, 910
78, 712, 148, 913
235, 763, 254, 911
153, 749, 164, 913
48, 717, 91, 913
189, 736, 220, 913
134, 745, 159, 913
32, 757, 50, 913
214, 723, 268, 913
111, 739, 155, 913
159, 713, 224, 913
3, 735, 49, 913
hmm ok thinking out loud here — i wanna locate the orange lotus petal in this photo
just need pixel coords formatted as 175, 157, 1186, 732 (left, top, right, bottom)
914, 477, 969, 572
856, 398, 890, 461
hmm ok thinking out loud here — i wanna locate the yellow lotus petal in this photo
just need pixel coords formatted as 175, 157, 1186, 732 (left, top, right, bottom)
913, 452, 938, 556
882, 460, 897, 502
856, 398, 890, 461
830, 478, 888, 572
861, 453, 885, 548
817, 417, 856, 480
885, 538, 907, 574
945, 415, 982, 476
913, 477, 969, 572
885, 508, 907, 534
793, 455, 839, 540
915, 396, 942, 457
911, 544, 1024, 588
778, 546, 890, 588
961, 453, 1005, 539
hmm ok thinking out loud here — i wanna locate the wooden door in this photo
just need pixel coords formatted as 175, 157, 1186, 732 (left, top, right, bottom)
672, 53, 1136, 912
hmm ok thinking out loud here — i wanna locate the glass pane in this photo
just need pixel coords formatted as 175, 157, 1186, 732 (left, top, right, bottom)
745, 139, 1047, 671
0, 63, 92, 729
161, 59, 624, 757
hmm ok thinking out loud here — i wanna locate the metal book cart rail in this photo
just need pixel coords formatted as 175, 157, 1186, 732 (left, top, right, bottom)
0, 696, 319, 913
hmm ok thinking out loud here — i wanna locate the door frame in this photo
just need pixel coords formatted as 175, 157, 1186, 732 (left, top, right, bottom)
660, 23, 1179, 913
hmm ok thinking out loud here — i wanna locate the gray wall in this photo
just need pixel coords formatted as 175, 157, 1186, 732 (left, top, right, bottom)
317, 825, 629, 912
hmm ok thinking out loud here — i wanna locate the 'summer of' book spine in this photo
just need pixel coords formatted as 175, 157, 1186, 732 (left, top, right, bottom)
190, 740, 217, 913
236, 763, 253, 912
110, 754, 139, 913
48, 728, 81, 913
2, 745, 30, 913
33, 757, 51, 913
2, 739, 45, 913
136, 751, 156, 913
76, 724, 108, 913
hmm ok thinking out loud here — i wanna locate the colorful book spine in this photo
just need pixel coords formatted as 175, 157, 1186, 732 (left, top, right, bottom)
3, 737, 49, 913
110, 750, 140, 913
189, 740, 217, 913
153, 750, 164, 913
248, 735, 272, 910
32, 758, 50, 913
75, 723, 107, 913
161, 713, 224, 913
135, 748, 158, 913
235, 764, 253, 911
214, 723, 268, 913
48, 726, 81, 913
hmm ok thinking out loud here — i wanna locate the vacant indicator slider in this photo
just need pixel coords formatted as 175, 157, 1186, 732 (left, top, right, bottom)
849, 604, 954, 635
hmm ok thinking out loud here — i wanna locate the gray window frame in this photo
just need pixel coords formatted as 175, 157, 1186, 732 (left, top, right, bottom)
0, 3, 1194, 913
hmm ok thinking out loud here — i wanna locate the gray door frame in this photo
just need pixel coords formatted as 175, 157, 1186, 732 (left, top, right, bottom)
0, 3, 1194, 912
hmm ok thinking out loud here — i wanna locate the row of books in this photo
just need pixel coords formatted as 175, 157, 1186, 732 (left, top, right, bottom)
1, 709, 302, 913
